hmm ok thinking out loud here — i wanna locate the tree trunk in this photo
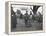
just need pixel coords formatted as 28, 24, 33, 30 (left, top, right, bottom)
33, 6, 40, 14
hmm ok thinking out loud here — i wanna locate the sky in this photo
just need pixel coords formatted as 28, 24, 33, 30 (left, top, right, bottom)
12, 5, 43, 15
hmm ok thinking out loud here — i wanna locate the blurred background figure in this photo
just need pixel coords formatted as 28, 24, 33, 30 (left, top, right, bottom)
24, 10, 29, 27
11, 7, 17, 29
20, 13, 23, 19
38, 12, 43, 23
30, 11, 32, 19
28, 11, 32, 27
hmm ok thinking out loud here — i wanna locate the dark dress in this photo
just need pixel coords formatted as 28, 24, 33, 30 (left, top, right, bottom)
11, 14, 17, 28
11, 7, 17, 29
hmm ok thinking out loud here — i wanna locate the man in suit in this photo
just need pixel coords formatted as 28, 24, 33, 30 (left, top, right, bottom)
24, 10, 29, 27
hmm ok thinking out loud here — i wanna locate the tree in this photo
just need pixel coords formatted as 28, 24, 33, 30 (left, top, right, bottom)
17, 9, 21, 14
30, 6, 40, 14
31, 6, 40, 20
